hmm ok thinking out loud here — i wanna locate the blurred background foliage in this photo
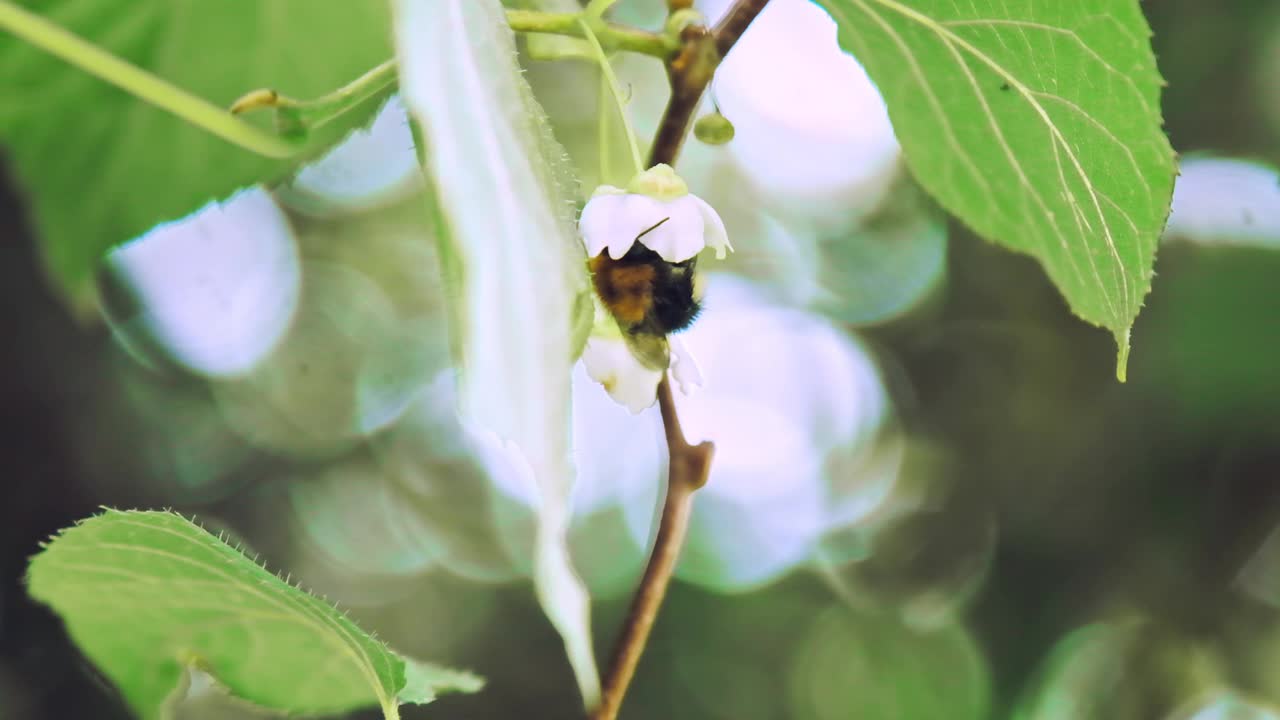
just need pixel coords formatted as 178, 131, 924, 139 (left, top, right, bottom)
2, 0, 1280, 719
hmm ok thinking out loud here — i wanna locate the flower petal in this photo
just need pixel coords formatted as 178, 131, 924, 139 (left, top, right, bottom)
638, 195, 705, 263
606, 194, 674, 260
579, 192, 628, 258
693, 195, 732, 260
581, 335, 662, 413
668, 335, 703, 395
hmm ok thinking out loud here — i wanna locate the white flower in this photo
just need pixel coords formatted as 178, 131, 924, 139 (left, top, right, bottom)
578, 298, 706, 414
581, 334, 664, 414
579, 164, 732, 263
667, 335, 703, 396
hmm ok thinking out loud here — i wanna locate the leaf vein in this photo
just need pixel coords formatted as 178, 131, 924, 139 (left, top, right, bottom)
867, 0, 1135, 319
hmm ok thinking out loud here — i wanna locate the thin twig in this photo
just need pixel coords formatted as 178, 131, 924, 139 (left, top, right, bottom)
590, 382, 712, 720
588, 3, 771, 719
712, 0, 771, 58
505, 9, 679, 58
590, 381, 711, 720
646, 0, 768, 173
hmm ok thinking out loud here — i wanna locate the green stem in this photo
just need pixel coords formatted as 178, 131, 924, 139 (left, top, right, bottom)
577, 18, 645, 176
506, 10, 678, 58
0, 1, 299, 159
232, 58, 398, 135
597, 70, 615, 185
1, 3, 672, 161
295, 59, 397, 129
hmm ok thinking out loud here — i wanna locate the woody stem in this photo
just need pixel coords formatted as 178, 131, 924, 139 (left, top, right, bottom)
587, 2, 771, 719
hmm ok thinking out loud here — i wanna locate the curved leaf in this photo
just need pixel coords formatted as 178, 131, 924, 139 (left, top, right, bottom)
0, 0, 394, 308
816, 0, 1177, 376
26, 509, 481, 720
393, 0, 599, 707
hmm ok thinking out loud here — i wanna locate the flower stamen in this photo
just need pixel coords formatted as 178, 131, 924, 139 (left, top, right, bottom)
634, 216, 671, 243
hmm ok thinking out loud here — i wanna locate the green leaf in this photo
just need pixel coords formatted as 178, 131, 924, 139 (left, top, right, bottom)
816, 0, 1177, 378
0, 1, 394, 308
393, 0, 599, 708
26, 509, 481, 720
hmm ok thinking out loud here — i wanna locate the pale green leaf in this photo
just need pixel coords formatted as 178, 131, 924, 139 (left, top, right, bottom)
393, 0, 599, 708
0, 1, 394, 307
26, 509, 480, 720
816, 0, 1177, 377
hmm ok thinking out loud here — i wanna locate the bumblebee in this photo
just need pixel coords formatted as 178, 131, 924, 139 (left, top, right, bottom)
588, 217, 703, 370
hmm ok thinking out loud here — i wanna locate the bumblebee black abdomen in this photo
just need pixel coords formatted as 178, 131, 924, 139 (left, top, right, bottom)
648, 256, 700, 333
590, 243, 701, 337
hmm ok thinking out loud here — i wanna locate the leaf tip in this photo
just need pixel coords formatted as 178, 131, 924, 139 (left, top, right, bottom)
1114, 328, 1131, 383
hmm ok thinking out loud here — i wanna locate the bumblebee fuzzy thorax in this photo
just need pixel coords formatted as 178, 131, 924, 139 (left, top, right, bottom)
576, 166, 729, 404
589, 243, 702, 338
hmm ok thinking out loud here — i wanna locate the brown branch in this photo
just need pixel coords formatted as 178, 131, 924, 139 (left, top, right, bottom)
588, 3, 771, 719
589, 380, 712, 720
646, 0, 769, 171
712, 0, 771, 58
